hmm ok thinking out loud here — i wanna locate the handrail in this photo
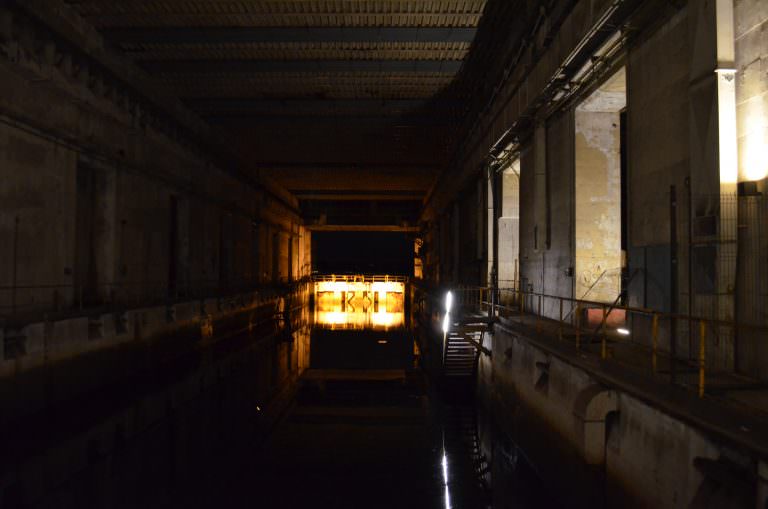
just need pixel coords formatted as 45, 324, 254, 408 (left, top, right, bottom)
311, 274, 409, 283
419, 285, 768, 399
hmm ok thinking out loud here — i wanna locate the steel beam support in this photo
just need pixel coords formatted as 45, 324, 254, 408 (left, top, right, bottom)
108, 27, 478, 45
142, 59, 463, 74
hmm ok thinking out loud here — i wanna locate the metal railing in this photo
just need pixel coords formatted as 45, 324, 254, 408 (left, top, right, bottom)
311, 274, 409, 283
449, 286, 768, 399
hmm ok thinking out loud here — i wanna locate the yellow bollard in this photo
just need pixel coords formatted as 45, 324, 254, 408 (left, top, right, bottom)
699, 320, 706, 398
651, 314, 659, 373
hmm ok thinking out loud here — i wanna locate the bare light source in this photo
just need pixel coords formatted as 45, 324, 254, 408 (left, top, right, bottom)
716, 68, 739, 185
617, 328, 630, 336
445, 291, 453, 313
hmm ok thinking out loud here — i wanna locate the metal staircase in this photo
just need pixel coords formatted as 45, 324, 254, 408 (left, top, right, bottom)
442, 321, 490, 381
443, 330, 481, 379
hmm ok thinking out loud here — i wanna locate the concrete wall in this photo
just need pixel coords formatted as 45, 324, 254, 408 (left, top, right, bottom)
426, 2, 768, 374
734, 0, 768, 378
481, 323, 757, 508
498, 163, 520, 290
0, 17, 306, 317
518, 111, 574, 318
735, 0, 768, 186
574, 110, 622, 303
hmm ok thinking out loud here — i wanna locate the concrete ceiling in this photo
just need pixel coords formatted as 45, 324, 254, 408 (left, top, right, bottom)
63, 0, 510, 225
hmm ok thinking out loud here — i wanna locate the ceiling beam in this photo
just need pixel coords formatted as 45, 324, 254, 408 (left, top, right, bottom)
296, 190, 425, 201
306, 224, 420, 233
141, 59, 464, 74
186, 98, 459, 116
205, 114, 456, 126
108, 27, 478, 45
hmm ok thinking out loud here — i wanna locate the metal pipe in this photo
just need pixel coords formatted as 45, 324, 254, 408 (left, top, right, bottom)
11, 215, 19, 315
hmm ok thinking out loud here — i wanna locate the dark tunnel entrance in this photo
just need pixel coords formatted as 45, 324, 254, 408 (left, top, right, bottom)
312, 231, 415, 276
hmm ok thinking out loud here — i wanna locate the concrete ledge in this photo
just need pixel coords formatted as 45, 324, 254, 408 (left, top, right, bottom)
172, 301, 200, 324
203, 298, 220, 315
490, 321, 765, 506
49, 318, 90, 357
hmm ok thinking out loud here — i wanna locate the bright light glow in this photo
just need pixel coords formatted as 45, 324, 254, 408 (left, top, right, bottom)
441, 454, 448, 483
616, 328, 630, 336
371, 281, 403, 294
315, 309, 404, 329
316, 280, 405, 295
445, 291, 453, 313
314, 276, 405, 330
372, 310, 398, 327
442, 313, 451, 334
742, 96, 768, 182
717, 69, 739, 184
377, 340, 388, 345
442, 452, 451, 509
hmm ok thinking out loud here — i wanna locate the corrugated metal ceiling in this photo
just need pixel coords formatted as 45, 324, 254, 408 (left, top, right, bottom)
65, 0, 488, 110
68, 1, 486, 27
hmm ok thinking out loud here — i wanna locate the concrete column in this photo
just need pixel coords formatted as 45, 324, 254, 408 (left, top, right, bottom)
453, 201, 460, 283
534, 124, 548, 252
688, 0, 738, 367
487, 170, 495, 286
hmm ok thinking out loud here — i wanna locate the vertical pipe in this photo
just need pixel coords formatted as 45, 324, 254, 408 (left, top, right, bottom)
699, 320, 707, 398
652, 313, 659, 373
559, 298, 563, 340
11, 215, 19, 315
670, 185, 678, 384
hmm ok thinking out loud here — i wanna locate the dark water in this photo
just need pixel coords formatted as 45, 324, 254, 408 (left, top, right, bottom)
217, 308, 554, 509
2, 299, 554, 509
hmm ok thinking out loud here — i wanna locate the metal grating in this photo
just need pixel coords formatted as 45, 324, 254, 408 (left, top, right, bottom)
122, 41, 471, 62
161, 73, 455, 99
67, 1, 487, 28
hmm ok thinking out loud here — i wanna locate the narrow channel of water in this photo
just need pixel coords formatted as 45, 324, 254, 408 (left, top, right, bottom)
212, 296, 558, 509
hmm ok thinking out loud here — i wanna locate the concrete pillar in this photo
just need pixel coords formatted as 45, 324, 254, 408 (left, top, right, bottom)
534, 124, 548, 253
573, 385, 618, 465
487, 170, 495, 286
688, 0, 737, 358
453, 201, 460, 283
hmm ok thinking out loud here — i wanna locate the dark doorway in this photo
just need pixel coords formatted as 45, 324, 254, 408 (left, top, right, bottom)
312, 232, 413, 275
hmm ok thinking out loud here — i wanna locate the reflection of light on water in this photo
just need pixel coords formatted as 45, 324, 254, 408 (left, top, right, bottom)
316, 311, 348, 325
372, 310, 399, 327
314, 307, 404, 329
442, 451, 451, 509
